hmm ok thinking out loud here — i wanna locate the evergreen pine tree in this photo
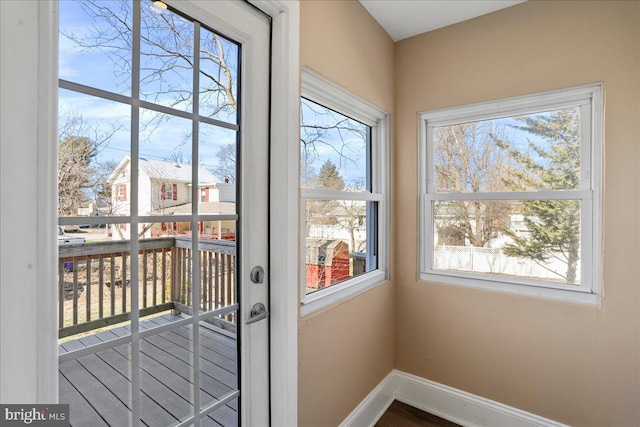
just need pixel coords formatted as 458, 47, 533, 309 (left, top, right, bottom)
318, 160, 345, 190
494, 108, 581, 283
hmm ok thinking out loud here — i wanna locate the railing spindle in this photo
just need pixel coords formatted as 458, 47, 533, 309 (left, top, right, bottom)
200, 251, 205, 311
228, 254, 234, 322
58, 260, 64, 329
208, 251, 213, 311
220, 254, 226, 313
162, 249, 167, 304
152, 249, 158, 307
99, 254, 104, 319
184, 249, 189, 305
187, 249, 192, 306
230, 254, 235, 322
215, 252, 220, 310
122, 252, 127, 314
179, 248, 182, 305
86, 256, 91, 322
143, 250, 148, 309
171, 246, 178, 307
72, 257, 79, 325
110, 255, 116, 316
177, 249, 185, 304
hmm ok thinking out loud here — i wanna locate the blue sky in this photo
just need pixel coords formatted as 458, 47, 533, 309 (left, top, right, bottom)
300, 98, 369, 189
58, 0, 239, 176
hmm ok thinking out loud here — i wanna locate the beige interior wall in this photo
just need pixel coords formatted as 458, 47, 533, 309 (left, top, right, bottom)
298, 1, 395, 425
394, 1, 640, 425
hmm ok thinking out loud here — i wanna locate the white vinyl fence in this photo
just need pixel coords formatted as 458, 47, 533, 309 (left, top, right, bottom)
434, 245, 580, 284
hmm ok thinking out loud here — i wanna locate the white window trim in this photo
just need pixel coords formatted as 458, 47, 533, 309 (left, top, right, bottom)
115, 184, 126, 201
418, 83, 603, 306
300, 67, 390, 316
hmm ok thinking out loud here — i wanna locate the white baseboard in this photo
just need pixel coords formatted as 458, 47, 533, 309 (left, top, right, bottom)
339, 371, 396, 427
340, 370, 569, 427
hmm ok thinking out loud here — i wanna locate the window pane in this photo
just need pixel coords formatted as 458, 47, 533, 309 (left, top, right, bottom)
140, 0, 194, 112
59, 345, 133, 426
58, 230, 133, 330
125, 224, 174, 311
199, 123, 237, 215
305, 200, 376, 295
58, 89, 131, 219
432, 200, 581, 285
59, 0, 133, 95
200, 27, 239, 124
300, 98, 370, 192
138, 108, 193, 216
433, 107, 581, 193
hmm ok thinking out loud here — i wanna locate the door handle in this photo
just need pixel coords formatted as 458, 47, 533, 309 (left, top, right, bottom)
246, 302, 269, 324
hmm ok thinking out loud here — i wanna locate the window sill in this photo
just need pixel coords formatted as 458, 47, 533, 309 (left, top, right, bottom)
301, 270, 388, 317
420, 272, 601, 307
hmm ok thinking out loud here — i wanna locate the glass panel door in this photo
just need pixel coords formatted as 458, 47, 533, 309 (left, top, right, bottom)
58, 1, 270, 425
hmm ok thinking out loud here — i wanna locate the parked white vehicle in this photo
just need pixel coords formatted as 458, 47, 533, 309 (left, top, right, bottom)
57, 226, 85, 245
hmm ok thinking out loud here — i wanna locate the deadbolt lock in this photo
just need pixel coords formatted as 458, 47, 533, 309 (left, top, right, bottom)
250, 266, 265, 284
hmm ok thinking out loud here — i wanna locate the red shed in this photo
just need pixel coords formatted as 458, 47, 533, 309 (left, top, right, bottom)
305, 239, 350, 290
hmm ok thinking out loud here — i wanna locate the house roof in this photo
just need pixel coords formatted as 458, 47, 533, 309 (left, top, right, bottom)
108, 156, 220, 184
148, 202, 236, 216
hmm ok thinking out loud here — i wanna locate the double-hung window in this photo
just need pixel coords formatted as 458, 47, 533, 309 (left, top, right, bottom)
419, 84, 602, 305
300, 69, 389, 314
161, 182, 177, 201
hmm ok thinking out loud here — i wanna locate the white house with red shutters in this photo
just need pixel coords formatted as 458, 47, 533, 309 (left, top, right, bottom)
108, 156, 235, 239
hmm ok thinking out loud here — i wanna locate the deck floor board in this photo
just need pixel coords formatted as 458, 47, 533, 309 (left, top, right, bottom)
91, 342, 188, 426
143, 333, 236, 388
60, 359, 132, 427
59, 371, 109, 427
181, 324, 238, 360
79, 349, 176, 427
154, 328, 237, 373
97, 343, 193, 423
59, 314, 238, 427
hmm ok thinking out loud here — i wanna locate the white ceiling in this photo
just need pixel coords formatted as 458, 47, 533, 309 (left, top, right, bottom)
359, 0, 527, 42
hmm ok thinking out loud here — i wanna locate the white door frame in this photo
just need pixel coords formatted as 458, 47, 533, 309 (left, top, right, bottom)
22, 0, 299, 425
248, 1, 300, 425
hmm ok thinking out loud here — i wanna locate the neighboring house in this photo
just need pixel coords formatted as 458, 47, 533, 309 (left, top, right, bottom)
107, 156, 235, 239
76, 203, 96, 217
148, 201, 236, 240
76, 199, 111, 217
306, 201, 367, 253
432, 202, 526, 248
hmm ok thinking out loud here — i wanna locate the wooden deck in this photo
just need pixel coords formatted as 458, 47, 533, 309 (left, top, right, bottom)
59, 314, 238, 426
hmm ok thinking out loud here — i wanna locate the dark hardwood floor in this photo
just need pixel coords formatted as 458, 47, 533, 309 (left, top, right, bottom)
375, 401, 461, 427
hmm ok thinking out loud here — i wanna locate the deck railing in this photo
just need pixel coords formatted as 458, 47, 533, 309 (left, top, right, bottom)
58, 236, 236, 338
171, 237, 236, 323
